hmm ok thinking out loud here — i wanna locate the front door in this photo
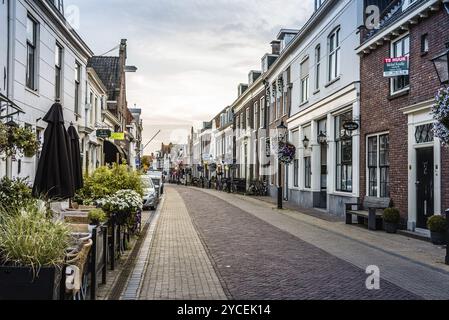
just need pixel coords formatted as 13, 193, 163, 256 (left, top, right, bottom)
416, 147, 434, 229
319, 144, 328, 209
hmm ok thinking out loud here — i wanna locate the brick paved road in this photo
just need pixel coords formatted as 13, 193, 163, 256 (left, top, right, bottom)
139, 188, 227, 300
176, 186, 420, 300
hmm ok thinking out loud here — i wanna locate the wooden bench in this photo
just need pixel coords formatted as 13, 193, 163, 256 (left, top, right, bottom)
345, 197, 391, 231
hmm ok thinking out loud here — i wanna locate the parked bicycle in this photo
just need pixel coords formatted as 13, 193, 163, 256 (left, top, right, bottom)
247, 180, 268, 196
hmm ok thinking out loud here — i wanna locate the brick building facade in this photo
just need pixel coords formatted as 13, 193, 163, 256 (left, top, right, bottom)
358, 0, 449, 230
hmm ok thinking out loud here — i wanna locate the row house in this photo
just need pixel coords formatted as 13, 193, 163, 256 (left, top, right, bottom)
357, 0, 449, 231
87, 39, 137, 168
212, 106, 234, 178
0, 0, 94, 179
284, 0, 364, 216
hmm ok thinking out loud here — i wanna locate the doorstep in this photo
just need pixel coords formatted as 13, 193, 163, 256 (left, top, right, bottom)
398, 229, 431, 243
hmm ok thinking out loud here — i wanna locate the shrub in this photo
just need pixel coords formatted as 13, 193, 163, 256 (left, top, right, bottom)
383, 208, 401, 224
88, 208, 107, 225
74, 164, 144, 204
0, 205, 71, 275
0, 177, 36, 212
427, 215, 447, 233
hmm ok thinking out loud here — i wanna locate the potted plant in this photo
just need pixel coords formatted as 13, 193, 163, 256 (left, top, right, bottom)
383, 208, 401, 234
88, 208, 107, 233
0, 205, 71, 300
97, 189, 143, 226
427, 215, 448, 245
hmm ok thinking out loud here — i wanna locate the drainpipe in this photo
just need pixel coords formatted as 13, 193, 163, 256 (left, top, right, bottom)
445, 208, 449, 265
5, 0, 12, 178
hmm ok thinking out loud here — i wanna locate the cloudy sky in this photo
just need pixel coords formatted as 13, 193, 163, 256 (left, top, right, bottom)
66, 0, 314, 154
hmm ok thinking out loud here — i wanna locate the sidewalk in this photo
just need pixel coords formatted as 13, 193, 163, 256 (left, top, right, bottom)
195, 187, 449, 300
138, 187, 228, 300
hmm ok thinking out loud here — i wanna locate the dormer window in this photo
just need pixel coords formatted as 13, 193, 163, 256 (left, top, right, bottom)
315, 0, 325, 11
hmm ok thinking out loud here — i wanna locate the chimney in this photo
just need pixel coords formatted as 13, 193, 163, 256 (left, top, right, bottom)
120, 39, 127, 59
271, 40, 281, 55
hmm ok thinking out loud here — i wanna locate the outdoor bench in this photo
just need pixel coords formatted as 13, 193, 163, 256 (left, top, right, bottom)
345, 197, 391, 231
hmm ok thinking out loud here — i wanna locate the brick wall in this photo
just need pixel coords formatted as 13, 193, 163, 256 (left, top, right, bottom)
360, 9, 449, 219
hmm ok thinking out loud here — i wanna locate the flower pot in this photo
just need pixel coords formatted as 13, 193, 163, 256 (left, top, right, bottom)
0, 266, 62, 300
430, 231, 447, 245
384, 222, 398, 234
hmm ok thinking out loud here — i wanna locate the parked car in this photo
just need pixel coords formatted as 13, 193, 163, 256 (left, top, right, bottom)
148, 170, 164, 197
141, 175, 158, 210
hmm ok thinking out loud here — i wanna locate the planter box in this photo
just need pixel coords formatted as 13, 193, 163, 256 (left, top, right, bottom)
384, 222, 398, 234
0, 266, 62, 300
430, 232, 447, 245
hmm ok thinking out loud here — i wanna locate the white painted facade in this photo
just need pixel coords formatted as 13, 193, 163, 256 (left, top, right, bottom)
402, 101, 442, 231
1, 0, 93, 182
281, 0, 364, 216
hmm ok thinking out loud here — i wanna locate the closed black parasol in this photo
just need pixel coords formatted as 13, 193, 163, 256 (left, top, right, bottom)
33, 102, 75, 200
67, 124, 83, 191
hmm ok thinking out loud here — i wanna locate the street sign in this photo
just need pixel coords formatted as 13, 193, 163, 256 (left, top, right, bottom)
384, 56, 409, 77
111, 132, 125, 140
96, 129, 111, 138
343, 121, 359, 131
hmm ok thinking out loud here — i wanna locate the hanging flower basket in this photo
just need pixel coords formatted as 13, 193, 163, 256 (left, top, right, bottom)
432, 87, 449, 144
278, 142, 296, 164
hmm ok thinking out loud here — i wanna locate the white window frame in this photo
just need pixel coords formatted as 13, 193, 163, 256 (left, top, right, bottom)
315, 44, 321, 91
253, 102, 258, 131
366, 132, 390, 198
328, 27, 341, 82
390, 33, 410, 95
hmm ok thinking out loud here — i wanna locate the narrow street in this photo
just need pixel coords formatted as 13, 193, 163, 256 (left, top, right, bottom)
124, 186, 449, 300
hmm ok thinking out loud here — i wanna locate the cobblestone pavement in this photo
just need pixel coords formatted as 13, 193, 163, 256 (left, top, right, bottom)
194, 188, 449, 300
139, 187, 227, 300
175, 186, 420, 300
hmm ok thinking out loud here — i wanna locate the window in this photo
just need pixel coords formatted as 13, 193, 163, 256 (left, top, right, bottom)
89, 92, 94, 125
368, 134, 390, 198
260, 97, 265, 129
55, 44, 63, 100
421, 34, 429, 54
74, 62, 81, 115
246, 107, 250, 131
253, 102, 258, 130
335, 111, 353, 192
315, 45, 321, 90
292, 130, 299, 187
304, 157, 312, 189
391, 35, 410, 94
300, 58, 310, 103
240, 113, 244, 132
26, 15, 38, 90
283, 73, 288, 116
315, 0, 324, 11
328, 28, 340, 82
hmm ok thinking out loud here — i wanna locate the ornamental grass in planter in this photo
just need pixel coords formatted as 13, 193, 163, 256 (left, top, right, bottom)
383, 208, 401, 234
427, 215, 448, 245
0, 204, 71, 300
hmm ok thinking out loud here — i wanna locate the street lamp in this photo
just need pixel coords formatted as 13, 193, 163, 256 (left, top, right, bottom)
431, 42, 449, 84
277, 121, 288, 210
318, 131, 327, 145
302, 136, 310, 149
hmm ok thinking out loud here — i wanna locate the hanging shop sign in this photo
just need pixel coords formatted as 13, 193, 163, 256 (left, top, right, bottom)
343, 121, 359, 131
383, 56, 409, 77
96, 129, 112, 138
110, 132, 125, 140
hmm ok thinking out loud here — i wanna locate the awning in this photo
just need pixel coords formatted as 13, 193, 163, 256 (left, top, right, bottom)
104, 140, 127, 164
